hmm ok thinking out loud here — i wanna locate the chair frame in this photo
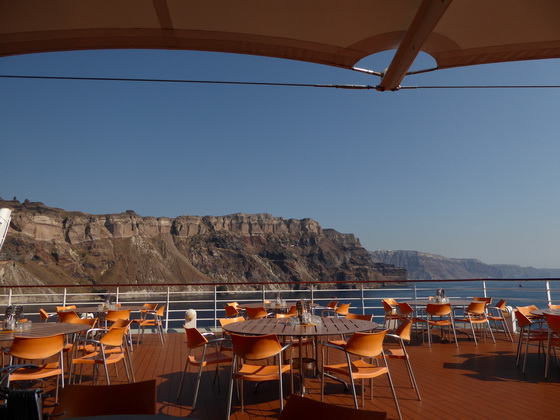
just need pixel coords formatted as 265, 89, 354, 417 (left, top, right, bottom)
176, 328, 232, 409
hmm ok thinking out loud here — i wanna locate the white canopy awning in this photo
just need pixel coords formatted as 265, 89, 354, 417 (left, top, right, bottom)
2, 0, 560, 90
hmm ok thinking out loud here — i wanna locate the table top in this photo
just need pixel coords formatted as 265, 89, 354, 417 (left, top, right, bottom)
404, 299, 475, 307
530, 309, 560, 316
222, 316, 378, 337
0, 322, 90, 342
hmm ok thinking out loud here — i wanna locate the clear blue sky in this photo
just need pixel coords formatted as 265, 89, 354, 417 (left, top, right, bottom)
2, 49, 560, 268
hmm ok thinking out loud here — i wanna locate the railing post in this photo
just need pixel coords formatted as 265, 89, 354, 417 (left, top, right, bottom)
8, 288, 12, 306
360, 284, 366, 315
546, 280, 552, 305
63, 288, 67, 306
165, 287, 170, 331
311, 284, 314, 304
116, 286, 120, 304
262, 285, 266, 302
482, 280, 487, 298
214, 285, 217, 330
413, 282, 417, 300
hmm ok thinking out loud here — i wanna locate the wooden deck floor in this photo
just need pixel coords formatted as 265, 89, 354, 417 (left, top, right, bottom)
40, 329, 560, 419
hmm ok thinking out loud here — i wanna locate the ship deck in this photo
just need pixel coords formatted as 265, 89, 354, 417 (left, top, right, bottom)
38, 328, 560, 419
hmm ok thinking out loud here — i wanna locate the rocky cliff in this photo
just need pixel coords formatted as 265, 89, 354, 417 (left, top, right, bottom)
370, 250, 560, 280
0, 200, 406, 290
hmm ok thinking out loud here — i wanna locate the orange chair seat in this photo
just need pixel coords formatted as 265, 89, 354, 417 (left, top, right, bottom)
233, 363, 290, 381
10, 363, 62, 382
324, 359, 389, 380
188, 351, 232, 367
383, 348, 406, 359
428, 319, 453, 326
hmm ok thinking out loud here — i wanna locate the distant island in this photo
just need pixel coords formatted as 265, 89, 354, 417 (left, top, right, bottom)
370, 250, 560, 280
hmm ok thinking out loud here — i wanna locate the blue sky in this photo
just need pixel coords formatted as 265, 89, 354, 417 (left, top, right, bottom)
2, 49, 560, 268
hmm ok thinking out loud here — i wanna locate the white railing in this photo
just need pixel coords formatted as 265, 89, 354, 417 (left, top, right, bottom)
1, 279, 559, 332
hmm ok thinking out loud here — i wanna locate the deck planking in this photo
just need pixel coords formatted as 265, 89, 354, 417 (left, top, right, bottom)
32, 328, 560, 419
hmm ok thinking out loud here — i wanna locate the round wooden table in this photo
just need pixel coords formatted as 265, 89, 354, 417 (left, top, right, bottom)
223, 316, 378, 395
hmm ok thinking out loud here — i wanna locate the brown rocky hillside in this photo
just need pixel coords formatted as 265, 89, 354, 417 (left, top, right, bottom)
0, 200, 406, 290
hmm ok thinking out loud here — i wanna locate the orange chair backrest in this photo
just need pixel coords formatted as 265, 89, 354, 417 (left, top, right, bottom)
110, 319, 132, 330
514, 310, 532, 328
155, 305, 166, 317
325, 301, 338, 310
474, 297, 492, 304
344, 330, 388, 358
69, 317, 97, 327
395, 319, 413, 341
494, 299, 507, 311
106, 309, 131, 322
426, 303, 452, 316
544, 313, 560, 333
335, 303, 350, 316
185, 327, 208, 349
57, 305, 77, 312
10, 334, 65, 359
142, 303, 158, 311
100, 327, 127, 347
39, 308, 50, 322
465, 301, 487, 315
345, 313, 373, 321
231, 333, 282, 360
227, 302, 240, 308
246, 307, 268, 320
516, 305, 538, 317
287, 305, 298, 316
57, 311, 81, 323
398, 302, 414, 316
548, 304, 560, 310
219, 316, 246, 329
382, 299, 398, 313
224, 305, 240, 317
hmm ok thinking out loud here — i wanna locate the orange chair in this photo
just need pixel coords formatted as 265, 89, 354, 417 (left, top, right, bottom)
278, 394, 387, 420
321, 301, 339, 317
245, 306, 270, 320
543, 312, 560, 378
325, 313, 374, 362
218, 316, 246, 351
486, 299, 514, 341
131, 303, 158, 338
454, 301, 495, 345
226, 333, 292, 418
137, 305, 166, 345
50, 379, 156, 418
39, 308, 54, 322
321, 330, 401, 419
397, 302, 427, 339
105, 309, 131, 324
8, 334, 65, 402
383, 319, 421, 400
425, 303, 458, 347
516, 305, 544, 322
515, 310, 548, 373
334, 303, 350, 317
70, 327, 134, 385
382, 299, 403, 328
176, 328, 232, 408
548, 304, 560, 310
224, 304, 240, 318
473, 296, 493, 304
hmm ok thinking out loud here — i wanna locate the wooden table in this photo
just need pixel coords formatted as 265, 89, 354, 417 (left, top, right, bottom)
530, 309, 560, 316
0, 322, 90, 343
404, 299, 475, 307
61, 305, 147, 313
223, 316, 378, 395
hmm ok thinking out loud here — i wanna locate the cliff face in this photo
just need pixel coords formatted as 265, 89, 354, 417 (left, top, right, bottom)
370, 250, 560, 280
0, 200, 406, 289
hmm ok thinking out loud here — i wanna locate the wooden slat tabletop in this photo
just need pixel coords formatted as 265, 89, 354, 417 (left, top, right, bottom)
223, 316, 378, 337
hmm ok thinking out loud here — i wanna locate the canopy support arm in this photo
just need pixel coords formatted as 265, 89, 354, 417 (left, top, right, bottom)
377, 0, 452, 91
